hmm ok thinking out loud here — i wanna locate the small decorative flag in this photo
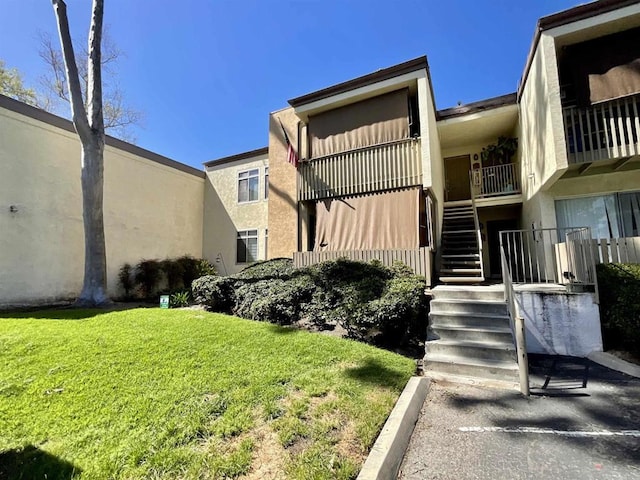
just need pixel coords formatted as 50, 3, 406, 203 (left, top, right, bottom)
279, 120, 299, 168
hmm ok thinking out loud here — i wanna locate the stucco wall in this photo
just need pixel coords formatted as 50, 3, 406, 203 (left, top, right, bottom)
516, 290, 603, 357
267, 107, 299, 259
519, 33, 568, 206
0, 104, 204, 307
418, 75, 444, 250
203, 154, 269, 275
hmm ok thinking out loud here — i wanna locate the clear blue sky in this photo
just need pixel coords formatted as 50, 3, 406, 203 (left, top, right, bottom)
1, 0, 580, 169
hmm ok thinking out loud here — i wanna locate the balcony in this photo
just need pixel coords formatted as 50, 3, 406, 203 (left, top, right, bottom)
563, 94, 640, 165
472, 163, 520, 199
298, 138, 422, 201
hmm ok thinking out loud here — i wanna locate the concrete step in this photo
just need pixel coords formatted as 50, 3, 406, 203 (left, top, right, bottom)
429, 311, 510, 328
442, 229, 478, 235
424, 352, 519, 383
430, 299, 508, 316
438, 276, 486, 284
429, 324, 514, 344
426, 339, 517, 363
441, 260, 481, 269
442, 254, 481, 259
440, 268, 483, 275
431, 286, 505, 301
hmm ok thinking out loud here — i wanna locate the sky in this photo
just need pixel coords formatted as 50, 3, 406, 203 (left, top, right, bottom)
1, 0, 582, 169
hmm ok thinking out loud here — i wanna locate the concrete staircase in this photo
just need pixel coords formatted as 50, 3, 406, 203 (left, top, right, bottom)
439, 201, 484, 284
425, 285, 519, 386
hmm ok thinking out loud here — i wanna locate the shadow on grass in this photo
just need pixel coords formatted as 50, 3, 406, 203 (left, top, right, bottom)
0, 308, 106, 320
344, 357, 409, 390
0, 445, 81, 480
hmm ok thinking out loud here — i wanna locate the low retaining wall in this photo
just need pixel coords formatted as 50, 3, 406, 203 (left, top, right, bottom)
516, 288, 603, 357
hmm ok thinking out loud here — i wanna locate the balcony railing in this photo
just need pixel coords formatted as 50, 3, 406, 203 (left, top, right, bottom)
298, 138, 422, 201
471, 163, 520, 198
563, 94, 640, 164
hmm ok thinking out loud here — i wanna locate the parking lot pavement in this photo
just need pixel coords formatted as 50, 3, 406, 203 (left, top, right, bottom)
398, 355, 640, 480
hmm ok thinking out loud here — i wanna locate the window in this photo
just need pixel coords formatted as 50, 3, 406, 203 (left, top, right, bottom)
237, 230, 258, 263
238, 169, 259, 203
264, 229, 268, 259
555, 191, 640, 239
264, 167, 269, 199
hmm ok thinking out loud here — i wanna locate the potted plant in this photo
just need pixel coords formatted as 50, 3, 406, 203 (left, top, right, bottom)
481, 136, 518, 166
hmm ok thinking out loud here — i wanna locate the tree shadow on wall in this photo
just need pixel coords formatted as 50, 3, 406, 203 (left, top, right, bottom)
0, 445, 81, 480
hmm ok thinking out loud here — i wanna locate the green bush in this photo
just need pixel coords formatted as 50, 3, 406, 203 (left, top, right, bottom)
192, 258, 427, 349
134, 259, 163, 299
118, 263, 134, 299
161, 258, 186, 292
192, 275, 237, 312
596, 263, 640, 355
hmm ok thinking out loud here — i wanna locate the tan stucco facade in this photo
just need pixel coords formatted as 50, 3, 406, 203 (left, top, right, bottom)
203, 152, 269, 275
267, 107, 299, 259
0, 102, 204, 307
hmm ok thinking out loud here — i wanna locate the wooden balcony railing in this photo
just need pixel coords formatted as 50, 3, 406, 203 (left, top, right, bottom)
563, 94, 640, 164
298, 138, 422, 201
471, 163, 520, 198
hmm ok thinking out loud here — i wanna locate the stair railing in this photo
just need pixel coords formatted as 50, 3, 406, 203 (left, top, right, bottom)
499, 238, 530, 396
469, 179, 485, 281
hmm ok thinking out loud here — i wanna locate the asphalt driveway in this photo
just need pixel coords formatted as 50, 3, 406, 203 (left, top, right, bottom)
398, 355, 640, 480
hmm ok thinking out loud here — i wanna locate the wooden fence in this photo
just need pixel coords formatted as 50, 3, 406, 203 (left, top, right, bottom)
293, 247, 433, 286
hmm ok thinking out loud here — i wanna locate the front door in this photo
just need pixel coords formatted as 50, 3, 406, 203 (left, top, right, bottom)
444, 155, 471, 201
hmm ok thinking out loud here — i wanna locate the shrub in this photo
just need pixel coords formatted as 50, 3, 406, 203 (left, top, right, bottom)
161, 258, 185, 292
192, 275, 237, 312
134, 259, 163, 299
234, 273, 317, 325
177, 255, 216, 289
170, 290, 190, 308
596, 263, 640, 355
118, 263, 134, 299
192, 257, 427, 349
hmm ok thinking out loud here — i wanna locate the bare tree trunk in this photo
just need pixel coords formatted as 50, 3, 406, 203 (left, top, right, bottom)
52, 0, 110, 306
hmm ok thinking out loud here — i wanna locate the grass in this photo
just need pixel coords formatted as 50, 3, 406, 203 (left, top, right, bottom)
0, 308, 415, 479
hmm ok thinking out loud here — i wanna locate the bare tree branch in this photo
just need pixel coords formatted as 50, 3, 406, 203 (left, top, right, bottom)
86, 0, 104, 132
51, 0, 90, 140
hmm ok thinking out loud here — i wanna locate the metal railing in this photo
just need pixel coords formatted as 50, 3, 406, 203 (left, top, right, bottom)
499, 227, 597, 286
500, 245, 529, 396
298, 138, 422, 201
563, 94, 640, 164
471, 163, 520, 198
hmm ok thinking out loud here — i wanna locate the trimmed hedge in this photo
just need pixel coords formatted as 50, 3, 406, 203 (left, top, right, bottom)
192, 258, 427, 348
596, 263, 640, 356
119, 256, 216, 301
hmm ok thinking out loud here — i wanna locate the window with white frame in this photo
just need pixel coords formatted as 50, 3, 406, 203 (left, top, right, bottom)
264, 229, 268, 259
238, 169, 259, 203
237, 229, 258, 263
555, 191, 640, 239
264, 167, 269, 199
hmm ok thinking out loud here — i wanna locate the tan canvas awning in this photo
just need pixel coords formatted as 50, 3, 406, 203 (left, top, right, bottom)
308, 89, 410, 158
313, 187, 420, 251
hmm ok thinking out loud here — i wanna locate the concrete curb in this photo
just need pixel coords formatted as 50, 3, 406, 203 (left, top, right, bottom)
588, 351, 640, 378
357, 376, 430, 480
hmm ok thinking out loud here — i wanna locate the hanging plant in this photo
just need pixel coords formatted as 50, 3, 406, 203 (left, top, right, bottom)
481, 136, 518, 166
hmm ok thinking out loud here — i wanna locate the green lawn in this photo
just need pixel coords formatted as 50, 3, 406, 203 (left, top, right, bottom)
0, 308, 415, 479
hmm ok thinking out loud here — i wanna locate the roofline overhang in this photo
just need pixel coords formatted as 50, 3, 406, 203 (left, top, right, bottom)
437, 93, 517, 121
203, 146, 269, 167
288, 56, 429, 108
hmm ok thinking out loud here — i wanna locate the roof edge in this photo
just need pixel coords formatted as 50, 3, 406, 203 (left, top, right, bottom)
288, 56, 428, 108
0, 94, 204, 179
204, 146, 269, 167
437, 93, 517, 120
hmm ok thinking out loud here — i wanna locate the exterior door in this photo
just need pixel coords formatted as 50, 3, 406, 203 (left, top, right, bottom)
444, 155, 471, 201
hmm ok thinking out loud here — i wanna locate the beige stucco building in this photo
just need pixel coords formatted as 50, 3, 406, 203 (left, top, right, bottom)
2, 0, 640, 316
203, 148, 269, 275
